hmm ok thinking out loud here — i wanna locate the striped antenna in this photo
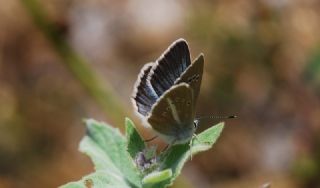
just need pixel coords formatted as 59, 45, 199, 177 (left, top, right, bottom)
194, 115, 237, 128
196, 115, 237, 120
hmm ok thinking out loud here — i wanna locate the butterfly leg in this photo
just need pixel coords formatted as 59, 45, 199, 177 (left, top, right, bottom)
161, 139, 176, 153
189, 139, 193, 160
144, 136, 158, 142
161, 144, 170, 153
189, 134, 198, 160
192, 134, 199, 142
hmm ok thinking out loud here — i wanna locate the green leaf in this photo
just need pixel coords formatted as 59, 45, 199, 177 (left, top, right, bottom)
154, 122, 225, 187
61, 170, 131, 188
142, 169, 172, 186
125, 117, 146, 158
61, 118, 225, 188
61, 119, 142, 188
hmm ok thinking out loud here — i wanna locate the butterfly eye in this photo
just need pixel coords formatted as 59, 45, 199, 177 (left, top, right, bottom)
193, 122, 197, 128
186, 101, 191, 106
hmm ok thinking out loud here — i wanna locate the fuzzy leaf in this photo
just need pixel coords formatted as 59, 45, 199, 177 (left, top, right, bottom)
153, 122, 225, 187
142, 169, 172, 186
61, 119, 225, 188
126, 117, 146, 158
60, 119, 142, 188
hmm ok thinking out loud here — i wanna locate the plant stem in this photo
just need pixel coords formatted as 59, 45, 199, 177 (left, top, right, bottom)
21, 0, 127, 125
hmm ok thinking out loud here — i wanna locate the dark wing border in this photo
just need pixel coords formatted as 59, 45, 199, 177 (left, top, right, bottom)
132, 62, 158, 117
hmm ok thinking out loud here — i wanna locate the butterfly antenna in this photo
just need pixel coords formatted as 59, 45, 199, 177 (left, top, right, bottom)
194, 115, 236, 128
196, 115, 237, 121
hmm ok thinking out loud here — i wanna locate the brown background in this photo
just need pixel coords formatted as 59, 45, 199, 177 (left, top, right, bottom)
0, 0, 320, 187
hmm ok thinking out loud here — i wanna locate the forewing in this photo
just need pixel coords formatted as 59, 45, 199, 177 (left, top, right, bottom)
132, 63, 158, 116
147, 83, 194, 136
148, 39, 191, 97
175, 54, 204, 102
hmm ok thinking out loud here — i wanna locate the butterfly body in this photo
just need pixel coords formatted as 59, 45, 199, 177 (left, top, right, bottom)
132, 39, 204, 145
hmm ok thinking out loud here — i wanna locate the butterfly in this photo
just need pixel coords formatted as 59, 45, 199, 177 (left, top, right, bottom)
132, 38, 204, 145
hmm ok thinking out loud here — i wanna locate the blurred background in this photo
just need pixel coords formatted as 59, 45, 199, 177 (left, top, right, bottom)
1, 0, 320, 187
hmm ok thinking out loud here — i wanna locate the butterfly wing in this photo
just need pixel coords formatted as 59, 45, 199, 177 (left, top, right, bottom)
147, 83, 195, 144
148, 39, 191, 97
132, 63, 159, 117
174, 54, 204, 103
